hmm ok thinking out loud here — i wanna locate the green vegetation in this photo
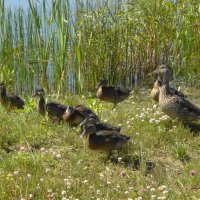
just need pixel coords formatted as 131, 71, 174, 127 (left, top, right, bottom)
1, 90, 200, 199
0, 0, 199, 93
0, 0, 200, 199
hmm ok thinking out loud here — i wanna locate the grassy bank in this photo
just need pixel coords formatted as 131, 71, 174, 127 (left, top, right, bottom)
1, 87, 200, 199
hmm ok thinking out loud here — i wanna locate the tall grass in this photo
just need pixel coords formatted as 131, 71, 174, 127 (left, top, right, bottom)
0, 0, 199, 94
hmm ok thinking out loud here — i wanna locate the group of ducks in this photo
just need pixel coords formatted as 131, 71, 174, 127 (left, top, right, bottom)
150, 65, 200, 121
0, 79, 131, 156
1, 64, 200, 156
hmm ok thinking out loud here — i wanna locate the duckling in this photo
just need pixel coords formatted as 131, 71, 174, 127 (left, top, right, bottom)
80, 114, 121, 132
63, 105, 99, 126
96, 78, 131, 108
155, 67, 200, 121
81, 122, 130, 154
33, 88, 67, 122
150, 65, 186, 102
33, 88, 46, 116
0, 82, 24, 110
150, 79, 162, 102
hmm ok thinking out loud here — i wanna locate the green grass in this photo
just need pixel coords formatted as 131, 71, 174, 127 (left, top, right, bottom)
1, 89, 200, 199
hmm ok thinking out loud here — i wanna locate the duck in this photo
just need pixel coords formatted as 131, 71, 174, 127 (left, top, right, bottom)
155, 67, 200, 121
0, 82, 24, 111
96, 78, 131, 108
80, 113, 121, 132
33, 88, 67, 122
150, 79, 162, 102
80, 122, 130, 155
150, 65, 186, 102
63, 105, 100, 126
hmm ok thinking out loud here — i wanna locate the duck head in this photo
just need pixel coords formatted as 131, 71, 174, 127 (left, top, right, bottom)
80, 114, 99, 127
152, 64, 170, 75
96, 78, 108, 89
33, 87, 45, 98
80, 123, 97, 138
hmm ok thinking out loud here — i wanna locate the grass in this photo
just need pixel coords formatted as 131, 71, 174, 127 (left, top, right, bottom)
1, 87, 200, 199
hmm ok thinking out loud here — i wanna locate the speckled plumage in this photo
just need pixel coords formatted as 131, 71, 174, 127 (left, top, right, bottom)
150, 65, 186, 102
158, 68, 200, 121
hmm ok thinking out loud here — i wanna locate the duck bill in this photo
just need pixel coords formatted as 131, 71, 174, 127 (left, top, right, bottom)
80, 118, 87, 127
32, 92, 37, 97
80, 130, 87, 138
148, 69, 159, 76
96, 83, 101, 89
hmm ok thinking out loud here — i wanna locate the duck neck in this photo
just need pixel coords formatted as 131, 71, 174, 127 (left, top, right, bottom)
162, 70, 170, 84
160, 71, 171, 98
0, 88, 7, 103
38, 95, 46, 112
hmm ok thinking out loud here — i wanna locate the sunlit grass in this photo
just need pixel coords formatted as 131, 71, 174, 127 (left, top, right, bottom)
1, 89, 200, 199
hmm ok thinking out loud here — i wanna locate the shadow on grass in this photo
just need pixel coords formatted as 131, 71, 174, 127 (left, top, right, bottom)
106, 154, 155, 175
182, 122, 200, 136
123, 155, 155, 174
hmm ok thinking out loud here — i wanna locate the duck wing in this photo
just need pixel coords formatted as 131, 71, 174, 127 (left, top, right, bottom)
8, 95, 24, 109
101, 86, 117, 96
115, 86, 131, 96
170, 87, 186, 98
96, 130, 130, 142
75, 104, 99, 120
46, 102, 67, 116
96, 122, 121, 132
176, 96, 200, 116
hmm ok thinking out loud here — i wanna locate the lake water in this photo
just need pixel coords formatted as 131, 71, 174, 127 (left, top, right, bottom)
5, 0, 75, 9
5, 0, 47, 9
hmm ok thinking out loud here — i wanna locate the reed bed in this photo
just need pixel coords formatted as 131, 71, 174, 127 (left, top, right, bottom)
0, 0, 199, 94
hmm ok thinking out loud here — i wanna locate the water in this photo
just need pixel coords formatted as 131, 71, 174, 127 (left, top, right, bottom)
5, 0, 46, 9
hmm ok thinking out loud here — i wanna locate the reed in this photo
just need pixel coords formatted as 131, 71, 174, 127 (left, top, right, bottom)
0, 0, 199, 94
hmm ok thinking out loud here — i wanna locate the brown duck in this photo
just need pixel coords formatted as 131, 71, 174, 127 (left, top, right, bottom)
150, 65, 186, 102
63, 105, 99, 126
96, 78, 131, 107
0, 82, 24, 111
156, 67, 200, 121
81, 122, 130, 155
150, 79, 162, 102
33, 88, 67, 122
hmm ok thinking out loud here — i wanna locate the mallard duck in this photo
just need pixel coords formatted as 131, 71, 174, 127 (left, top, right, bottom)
33, 88, 67, 122
150, 79, 162, 102
81, 122, 130, 154
155, 67, 200, 121
63, 105, 99, 126
0, 82, 24, 110
80, 113, 121, 132
33, 88, 46, 116
96, 78, 131, 107
150, 65, 186, 102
